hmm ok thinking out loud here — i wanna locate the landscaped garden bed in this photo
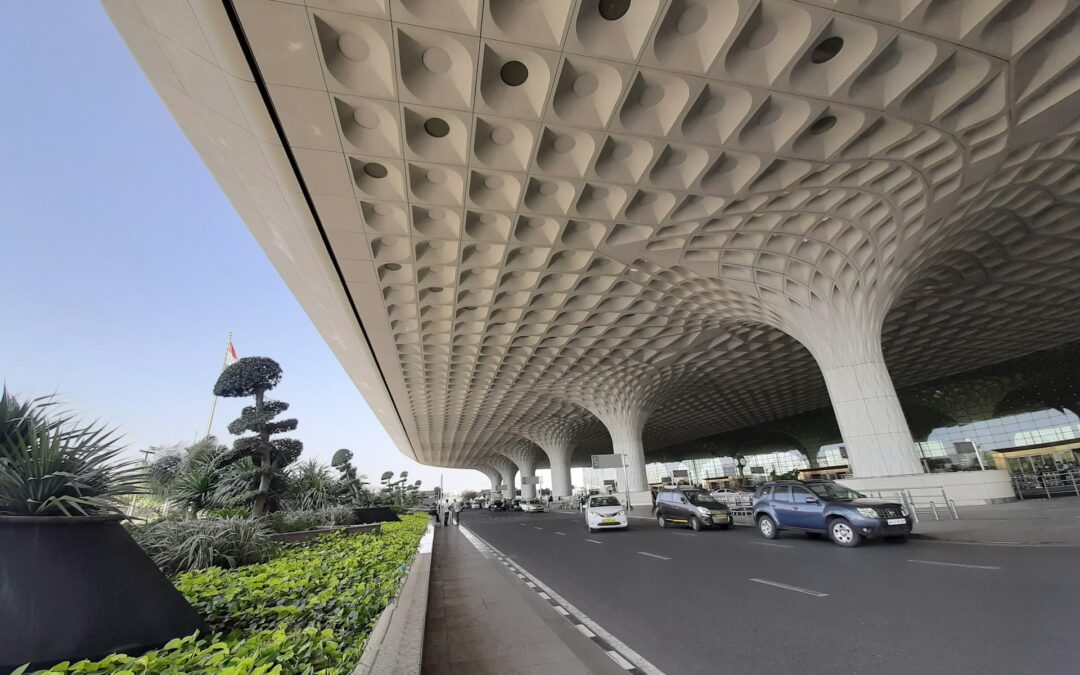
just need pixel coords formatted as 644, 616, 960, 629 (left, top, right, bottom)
26, 514, 429, 674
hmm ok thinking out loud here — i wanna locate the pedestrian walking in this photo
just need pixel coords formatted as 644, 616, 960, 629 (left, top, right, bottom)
452, 499, 462, 525
442, 499, 451, 526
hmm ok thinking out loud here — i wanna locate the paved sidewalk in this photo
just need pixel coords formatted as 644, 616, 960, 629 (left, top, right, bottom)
913, 495, 1080, 546
421, 521, 628, 675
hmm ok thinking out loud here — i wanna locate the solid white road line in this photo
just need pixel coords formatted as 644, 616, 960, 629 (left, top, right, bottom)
751, 541, 794, 548
672, 531, 696, 537
638, 551, 671, 560
749, 578, 828, 597
628, 515, 655, 520
585, 539, 603, 544
576, 624, 596, 638
607, 650, 634, 669
465, 527, 665, 675
908, 559, 1001, 570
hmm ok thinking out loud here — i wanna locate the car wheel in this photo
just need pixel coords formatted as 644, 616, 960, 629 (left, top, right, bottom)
829, 518, 862, 547
757, 515, 778, 539
884, 535, 909, 543
657, 514, 666, 528
690, 516, 702, 532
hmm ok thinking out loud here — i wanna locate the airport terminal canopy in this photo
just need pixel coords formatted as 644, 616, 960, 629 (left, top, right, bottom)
107, 0, 1080, 497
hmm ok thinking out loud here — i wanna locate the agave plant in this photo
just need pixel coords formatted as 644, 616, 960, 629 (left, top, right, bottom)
0, 390, 145, 517
283, 459, 341, 511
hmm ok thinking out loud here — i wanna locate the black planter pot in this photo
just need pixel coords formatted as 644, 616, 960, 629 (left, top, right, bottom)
0, 514, 209, 672
352, 507, 400, 524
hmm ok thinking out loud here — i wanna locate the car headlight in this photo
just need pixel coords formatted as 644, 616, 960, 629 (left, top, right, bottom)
857, 507, 879, 518
616, 510, 626, 516
900, 505, 909, 517
696, 506, 711, 516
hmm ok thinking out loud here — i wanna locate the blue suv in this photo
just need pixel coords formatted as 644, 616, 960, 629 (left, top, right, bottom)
752, 480, 912, 547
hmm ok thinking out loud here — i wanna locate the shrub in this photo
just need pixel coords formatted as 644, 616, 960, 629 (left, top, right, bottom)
0, 391, 144, 516
205, 507, 251, 519
31, 514, 430, 674
132, 517, 277, 575
265, 506, 356, 533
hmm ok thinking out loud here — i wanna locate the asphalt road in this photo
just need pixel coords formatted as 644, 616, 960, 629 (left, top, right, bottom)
458, 508, 1078, 675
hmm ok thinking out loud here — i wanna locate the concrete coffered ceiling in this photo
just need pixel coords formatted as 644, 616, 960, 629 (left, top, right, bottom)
106, 0, 1080, 472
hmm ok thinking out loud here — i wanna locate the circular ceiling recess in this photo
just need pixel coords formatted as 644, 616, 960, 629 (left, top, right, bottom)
811, 36, 844, 64
500, 61, 529, 86
424, 117, 450, 138
810, 115, 837, 135
364, 162, 388, 178
599, 0, 631, 21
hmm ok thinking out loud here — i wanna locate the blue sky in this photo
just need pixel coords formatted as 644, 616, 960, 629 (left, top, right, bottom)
0, 2, 491, 492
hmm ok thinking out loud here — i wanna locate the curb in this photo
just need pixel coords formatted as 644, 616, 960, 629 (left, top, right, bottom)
352, 522, 434, 675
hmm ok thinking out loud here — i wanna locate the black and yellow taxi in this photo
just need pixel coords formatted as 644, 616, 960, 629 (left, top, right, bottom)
653, 487, 732, 531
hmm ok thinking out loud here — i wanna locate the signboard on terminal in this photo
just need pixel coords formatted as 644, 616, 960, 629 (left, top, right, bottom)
522, 476, 540, 485
661, 476, 672, 484
749, 466, 766, 474
592, 454, 624, 469
603, 479, 616, 486
672, 469, 689, 478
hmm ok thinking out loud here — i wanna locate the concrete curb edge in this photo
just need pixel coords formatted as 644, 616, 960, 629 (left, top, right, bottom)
353, 521, 435, 675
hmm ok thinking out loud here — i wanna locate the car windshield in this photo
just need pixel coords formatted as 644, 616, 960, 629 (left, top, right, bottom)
807, 483, 865, 501
685, 492, 721, 506
590, 497, 621, 507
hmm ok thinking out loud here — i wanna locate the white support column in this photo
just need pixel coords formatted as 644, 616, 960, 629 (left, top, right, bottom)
801, 319, 924, 478
524, 429, 574, 499
593, 407, 652, 507
501, 466, 517, 501
547, 449, 572, 499
500, 443, 541, 500
485, 456, 520, 502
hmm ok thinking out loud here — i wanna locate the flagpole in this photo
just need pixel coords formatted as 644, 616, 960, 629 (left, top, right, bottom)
204, 331, 233, 440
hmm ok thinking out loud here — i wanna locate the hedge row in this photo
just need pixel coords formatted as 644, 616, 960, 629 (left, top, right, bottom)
30, 514, 429, 674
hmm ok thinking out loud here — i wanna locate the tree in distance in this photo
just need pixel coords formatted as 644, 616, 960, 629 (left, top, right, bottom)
213, 357, 302, 516
331, 448, 371, 506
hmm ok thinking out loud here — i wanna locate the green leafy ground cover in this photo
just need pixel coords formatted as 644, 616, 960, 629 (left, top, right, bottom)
28, 514, 429, 674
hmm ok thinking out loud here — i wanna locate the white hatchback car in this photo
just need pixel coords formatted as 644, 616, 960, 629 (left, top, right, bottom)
584, 495, 628, 532
519, 498, 546, 513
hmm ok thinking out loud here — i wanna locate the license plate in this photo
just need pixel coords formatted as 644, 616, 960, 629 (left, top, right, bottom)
712, 515, 729, 522
887, 518, 907, 525
601, 518, 619, 524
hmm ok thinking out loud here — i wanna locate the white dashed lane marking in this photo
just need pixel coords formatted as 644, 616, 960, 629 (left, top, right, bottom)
585, 539, 603, 544
909, 559, 1001, 570
750, 578, 828, 597
637, 552, 671, 561
752, 541, 793, 548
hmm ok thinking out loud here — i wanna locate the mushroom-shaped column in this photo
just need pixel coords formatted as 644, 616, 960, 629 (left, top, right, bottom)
500, 441, 544, 499
522, 413, 603, 499
472, 464, 502, 496
587, 400, 655, 506
791, 309, 924, 477
485, 455, 519, 501
565, 369, 665, 507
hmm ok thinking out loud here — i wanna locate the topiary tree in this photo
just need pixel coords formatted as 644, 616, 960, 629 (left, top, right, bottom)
331, 448, 370, 506
213, 357, 302, 516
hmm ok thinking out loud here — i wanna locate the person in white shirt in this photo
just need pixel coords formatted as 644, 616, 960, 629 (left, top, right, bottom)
452, 499, 462, 525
